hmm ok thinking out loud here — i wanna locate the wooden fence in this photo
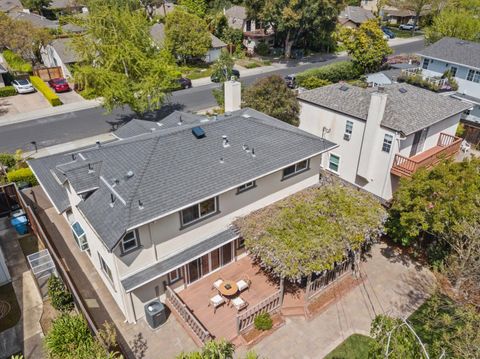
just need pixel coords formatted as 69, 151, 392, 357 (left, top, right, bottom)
165, 286, 212, 345
305, 257, 353, 301
236, 290, 282, 333
33, 66, 62, 81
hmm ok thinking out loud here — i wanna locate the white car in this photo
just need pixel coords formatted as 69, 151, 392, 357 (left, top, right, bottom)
399, 23, 420, 31
12, 79, 35, 94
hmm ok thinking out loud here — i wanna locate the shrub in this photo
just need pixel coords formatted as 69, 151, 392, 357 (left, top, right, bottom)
296, 61, 361, 85
0, 153, 16, 168
2, 50, 32, 73
6, 167, 38, 186
29, 76, 62, 106
254, 312, 273, 331
299, 76, 332, 90
0, 86, 16, 97
48, 275, 74, 312
255, 42, 270, 56
245, 62, 260, 69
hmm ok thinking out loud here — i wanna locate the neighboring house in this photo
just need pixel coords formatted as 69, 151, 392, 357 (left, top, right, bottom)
29, 102, 336, 324
366, 72, 392, 87
298, 83, 470, 200
47, 0, 86, 13
7, 10, 83, 32
149, 23, 227, 63
153, 1, 175, 17
41, 38, 80, 78
0, 0, 22, 12
338, 6, 375, 28
0, 64, 7, 87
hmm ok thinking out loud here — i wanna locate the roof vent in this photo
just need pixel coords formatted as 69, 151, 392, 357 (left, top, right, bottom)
192, 126, 206, 139
220, 157, 224, 164
150, 127, 156, 132
339, 85, 349, 91
112, 178, 119, 187
88, 163, 94, 174
138, 200, 144, 210
251, 148, 256, 157
71, 153, 76, 160
399, 87, 408, 93
110, 193, 116, 207
126, 170, 134, 178
242, 113, 251, 118
222, 135, 230, 148
178, 115, 183, 126
242, 144, 249, 152
200, 118, 210, 123
96, 140, 101, 148
156, 122, 163, 127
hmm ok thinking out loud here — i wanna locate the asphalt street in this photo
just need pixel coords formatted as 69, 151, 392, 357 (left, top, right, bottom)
0, 40, 425, 153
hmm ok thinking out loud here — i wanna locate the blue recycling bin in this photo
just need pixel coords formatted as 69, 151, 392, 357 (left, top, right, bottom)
11, 215, 28, 235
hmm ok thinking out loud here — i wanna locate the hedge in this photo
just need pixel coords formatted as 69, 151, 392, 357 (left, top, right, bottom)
30, 76, 62, 106
0, 153, 16, 168
296, 61, 362, 87
6, 167, 38, 186
2, 50, 32, 73
0, 86, 16, 97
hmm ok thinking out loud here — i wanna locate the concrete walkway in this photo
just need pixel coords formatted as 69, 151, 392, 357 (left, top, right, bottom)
0, 218, 44, 359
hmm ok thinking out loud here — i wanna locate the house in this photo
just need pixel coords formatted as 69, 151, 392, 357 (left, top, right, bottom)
41, 38, 80, 79
298, 83, 471, 200
28, 84, 336, 324
338, 6, 375, 28
0, 0, 22, 12
149, 23, 227, 63
46, 0, 86, 13
416, 37, 480, 145
7, 10, 83, 32
0, 63, 7, 87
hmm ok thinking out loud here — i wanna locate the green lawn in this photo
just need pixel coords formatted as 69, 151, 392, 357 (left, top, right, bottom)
325, 334, 374, 359
389, 28, 423, 38
180, 64, 214, 80
0, 283, 21, 332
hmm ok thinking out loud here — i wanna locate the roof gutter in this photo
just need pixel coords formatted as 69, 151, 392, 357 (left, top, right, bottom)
28, 161, 64, 214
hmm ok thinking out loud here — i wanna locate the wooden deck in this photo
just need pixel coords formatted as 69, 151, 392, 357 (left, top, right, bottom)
178, 256, 281, 341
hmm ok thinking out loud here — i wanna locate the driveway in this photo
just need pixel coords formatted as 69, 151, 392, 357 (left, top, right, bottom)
55, 89, 84, 105
0, 92, 50, 117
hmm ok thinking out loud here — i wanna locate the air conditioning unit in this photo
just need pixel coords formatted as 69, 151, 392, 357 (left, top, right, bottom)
343, 133, 351, 141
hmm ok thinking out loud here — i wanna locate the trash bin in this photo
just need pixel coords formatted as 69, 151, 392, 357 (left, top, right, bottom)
144, 300, 167, 329
11, 215, 28, 235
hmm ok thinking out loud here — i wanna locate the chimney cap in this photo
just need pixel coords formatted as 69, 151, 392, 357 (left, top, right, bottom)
377, 85, 385, 93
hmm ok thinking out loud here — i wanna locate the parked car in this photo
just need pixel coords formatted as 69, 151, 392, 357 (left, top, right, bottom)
177, 77, 192, 89
210, 69, 240, 83
12, 79, 35, 94
284, 74, 296, 89
382, 27, 396, 39
47, 78, 71, 93
399, 23, 420, 31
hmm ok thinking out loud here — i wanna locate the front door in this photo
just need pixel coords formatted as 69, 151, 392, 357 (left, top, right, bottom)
410, 128, 428, 157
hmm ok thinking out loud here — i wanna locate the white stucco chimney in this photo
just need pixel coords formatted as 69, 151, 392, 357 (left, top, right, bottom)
224, 79, 241, 112
357, 87, 388, 181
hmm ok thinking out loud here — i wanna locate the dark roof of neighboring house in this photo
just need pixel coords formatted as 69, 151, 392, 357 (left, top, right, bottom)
211, 34, 227, 48
0, 0, 21, 12
7, 11, 83, 32
417, 37, 480, 70
122, 227, 239, 292
51, 38, 80, 64
150, 23, 226, 49
298, 83, 471, 135
225, 5, 247, 30
29, 107, 336, 251
0, 64, 7, 73
338, 6, 374, 25
153, 1, 175, 17
48, 0, 84, 9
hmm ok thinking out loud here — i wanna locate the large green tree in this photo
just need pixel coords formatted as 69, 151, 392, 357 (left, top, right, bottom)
339, 19, 392, 73
165, 9, 211, 63
178, 0, 207, 17
71, 0, 179, 113
242, 75, 300, 126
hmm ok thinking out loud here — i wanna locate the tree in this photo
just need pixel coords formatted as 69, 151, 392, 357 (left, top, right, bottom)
235, 182, 385, 282
176, 340, 259, 359
22, 0, 51, 14
242, 75, 300, 126
165, 9, 211, 63
339, 19, 392, 73
388, 0, 436, 36
47, 275, 74, 312
211, 50, 235, 82
71, 0, 180, 113
178, 0, 207, 17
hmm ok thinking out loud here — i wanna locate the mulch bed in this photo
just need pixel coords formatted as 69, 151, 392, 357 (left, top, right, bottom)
40, 298, 59, 334
0, 283, 21, 332
241, 313, 285, 347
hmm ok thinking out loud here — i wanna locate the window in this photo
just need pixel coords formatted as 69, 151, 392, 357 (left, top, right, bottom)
71, 221, 89, 251
98, 253, 113, 283
422, 58, 429, 69
382, 134, 394, 153
344, 120, 353, 140
475, 71, 480, 83
181, 197, 217, 226
328, 154, 340, 173
466, 69, 480, 82
282, 160, 310, 179
237, 181, 255, 193
121, 230, 139, 253
168, 268, 181, 284
450, 66, 457, 77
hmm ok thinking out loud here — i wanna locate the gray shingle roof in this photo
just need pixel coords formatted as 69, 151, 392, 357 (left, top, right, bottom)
298, 83, 471, 135
7, 11, 83, 32
47, 0, 84, 9
51, 38, 80, 64
0, 64, 7, 73
417, 37, 480, 70
225, 5, 247, 20
121, 227, 239, 292
210, 33, 227, 48
0, 0, 21, 12
339, 6, 374, 25
30, 108, 336, 251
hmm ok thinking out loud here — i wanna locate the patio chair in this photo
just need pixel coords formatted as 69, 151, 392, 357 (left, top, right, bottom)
212, 278, 224, 290
231, 296, 248, 312
236, 277, 251, 292
209, 294, 225, 313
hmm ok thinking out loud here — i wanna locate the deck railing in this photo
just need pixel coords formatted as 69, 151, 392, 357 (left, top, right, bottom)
391, 133, 462, 177
305, 258, 353, 301
165, 286, 212, 344
235, 290, 282, 333
401, 68, 449, 88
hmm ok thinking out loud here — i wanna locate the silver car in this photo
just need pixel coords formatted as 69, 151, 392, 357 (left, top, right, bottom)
12, 79, 35, 94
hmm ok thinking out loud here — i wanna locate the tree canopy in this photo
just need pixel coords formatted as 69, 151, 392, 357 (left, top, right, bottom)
339, 19, 392, 73
178, 0, 207, 17
71, 0, 179, 113
235, 182, 386, 281
242, 75, 300, 126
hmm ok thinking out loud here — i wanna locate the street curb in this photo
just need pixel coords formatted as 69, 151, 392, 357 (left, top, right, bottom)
0, 99, 102, 128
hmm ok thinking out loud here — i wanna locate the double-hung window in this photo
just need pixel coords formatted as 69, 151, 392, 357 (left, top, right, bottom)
168, 268, 181, 283
422, 58, 429, 69
450, 66, 457, 77
121, 231, 139, 253
98, 253, 113, 284
237, 181, 255, 193
181, 197, 217, 226
344, 120, 353, 140
382, 134, 394, 153
328, 154, 340, 173
282, 159, 309, 179
466, 69, 480, 82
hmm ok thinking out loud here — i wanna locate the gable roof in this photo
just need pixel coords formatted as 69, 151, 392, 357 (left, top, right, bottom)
7, 11, 83, 32
30, 108, 336, 251
417, 37, 480, 71
225, 5, 247, 20
0, 0, 22, 12
51, 38, 81, 64
339, 6, 374, 25
298, 83, 471, 135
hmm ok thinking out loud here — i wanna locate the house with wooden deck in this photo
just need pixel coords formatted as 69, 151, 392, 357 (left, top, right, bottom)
298, 82, 470, 200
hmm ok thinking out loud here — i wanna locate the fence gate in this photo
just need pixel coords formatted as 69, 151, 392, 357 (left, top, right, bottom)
33, 67, 62, 81
27, 249, 57, 298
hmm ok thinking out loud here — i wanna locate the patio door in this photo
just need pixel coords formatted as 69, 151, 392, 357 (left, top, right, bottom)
410, 128, 428, 157
210, 249, 220, 271
221, 242, 233, 266
187, 258, 202, 284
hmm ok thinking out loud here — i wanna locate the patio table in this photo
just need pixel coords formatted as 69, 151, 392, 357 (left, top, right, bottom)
218, 280, 238, 297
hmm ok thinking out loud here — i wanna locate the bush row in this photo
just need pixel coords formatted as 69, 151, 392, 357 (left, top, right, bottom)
0, 86, 16, 97
29, 76, 62, 106
6, 167, 38, 186
296, 61, 362, 88
2, 50, 32, 73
